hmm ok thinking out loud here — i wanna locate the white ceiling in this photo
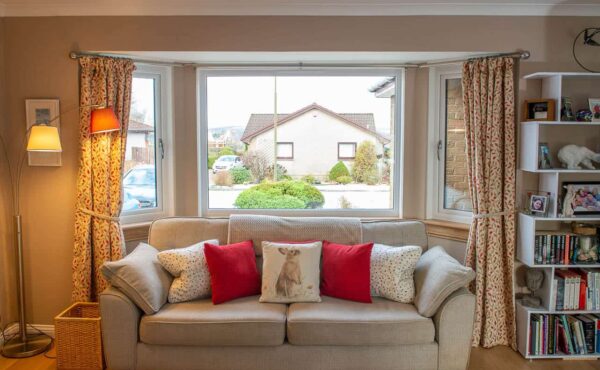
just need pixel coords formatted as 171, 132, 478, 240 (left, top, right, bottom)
0, 0, 599, 17
111, 51, 488, 65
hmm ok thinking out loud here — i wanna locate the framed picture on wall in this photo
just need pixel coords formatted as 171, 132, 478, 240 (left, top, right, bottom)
589, 98, 600, 122
25, 99, 62, 166
523, 99, 556, 121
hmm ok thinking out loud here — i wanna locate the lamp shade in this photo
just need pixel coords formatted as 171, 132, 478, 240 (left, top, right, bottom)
90, 107, 121, 134
26, 125, 62, 152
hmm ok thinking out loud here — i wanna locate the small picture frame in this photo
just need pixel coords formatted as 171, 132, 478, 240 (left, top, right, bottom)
25, 99, 61, 166
529, 194, 549, 216
561, 97, 575, 121
589, 98, 600, 122
538, 142, 553, 169
523, 99, 556, 121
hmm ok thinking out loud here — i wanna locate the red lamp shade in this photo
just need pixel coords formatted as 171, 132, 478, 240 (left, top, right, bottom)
90, 107, 121, 134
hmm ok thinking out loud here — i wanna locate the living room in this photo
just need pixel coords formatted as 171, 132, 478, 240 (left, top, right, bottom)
0, 2, 599, 370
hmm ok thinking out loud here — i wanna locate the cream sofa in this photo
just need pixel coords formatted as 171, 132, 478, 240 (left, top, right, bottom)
100, 217, 475, 370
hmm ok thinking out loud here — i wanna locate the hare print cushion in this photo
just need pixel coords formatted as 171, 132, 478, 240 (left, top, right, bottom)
260, 241, 322, 303
370, 244, 422, 303
157, 239, 219, 303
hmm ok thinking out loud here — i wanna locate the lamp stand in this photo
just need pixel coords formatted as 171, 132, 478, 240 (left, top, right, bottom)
1, 215, 52, 358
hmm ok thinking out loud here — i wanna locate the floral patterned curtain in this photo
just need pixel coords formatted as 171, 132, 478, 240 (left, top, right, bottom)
72, 57, 135, 302
462, 57, 517, 348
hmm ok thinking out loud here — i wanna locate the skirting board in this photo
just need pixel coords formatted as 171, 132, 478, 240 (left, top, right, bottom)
0, 323, 55, 346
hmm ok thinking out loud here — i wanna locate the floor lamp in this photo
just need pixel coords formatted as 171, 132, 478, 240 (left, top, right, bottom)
0, 104, 120, 358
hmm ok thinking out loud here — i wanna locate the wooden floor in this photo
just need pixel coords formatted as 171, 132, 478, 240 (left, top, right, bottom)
1, 345, 600, 370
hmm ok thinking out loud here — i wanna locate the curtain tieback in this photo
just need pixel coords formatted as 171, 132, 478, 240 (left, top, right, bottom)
78, 207, 120, 222
473, 210, 515, 219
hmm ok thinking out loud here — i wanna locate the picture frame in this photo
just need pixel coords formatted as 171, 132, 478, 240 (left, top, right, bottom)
523, 99, 556, 121
25, 99, 61, 166
561, 97, 575, 121
538, 142, 553, 169
529, 194, 549, 216
589, 98, 600, 122
561, 181, 600, 217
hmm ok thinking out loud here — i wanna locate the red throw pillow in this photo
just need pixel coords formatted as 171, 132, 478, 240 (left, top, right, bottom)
204, 240, 261, 304
321, 241, 374, 303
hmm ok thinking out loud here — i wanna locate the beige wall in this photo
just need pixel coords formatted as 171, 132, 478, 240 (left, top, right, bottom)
0, 15, 598, 325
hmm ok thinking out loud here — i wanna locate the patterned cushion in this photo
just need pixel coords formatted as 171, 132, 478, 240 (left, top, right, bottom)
370, 244, 422, 303
157, 239, 219, 303
260, 241, 322, 303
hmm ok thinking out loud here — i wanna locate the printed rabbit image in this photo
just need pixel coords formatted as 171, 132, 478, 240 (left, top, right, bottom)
276, 248, 302, 297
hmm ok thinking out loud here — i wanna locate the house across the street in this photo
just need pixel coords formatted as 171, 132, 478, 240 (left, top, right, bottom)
240, 103, 390, 179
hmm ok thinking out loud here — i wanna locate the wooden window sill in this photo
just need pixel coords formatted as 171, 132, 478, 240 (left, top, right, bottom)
422, 219, 470, 242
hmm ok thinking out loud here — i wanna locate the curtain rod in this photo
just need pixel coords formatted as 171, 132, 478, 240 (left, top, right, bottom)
69, 50, 530, 69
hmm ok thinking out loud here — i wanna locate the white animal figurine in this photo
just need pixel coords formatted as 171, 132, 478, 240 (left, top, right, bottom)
557, 144, 600, 170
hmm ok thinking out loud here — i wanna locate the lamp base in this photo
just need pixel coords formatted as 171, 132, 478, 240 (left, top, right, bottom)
1, 333, 52, 358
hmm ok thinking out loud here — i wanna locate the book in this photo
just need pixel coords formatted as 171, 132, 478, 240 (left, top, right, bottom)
576, 314, 596, 353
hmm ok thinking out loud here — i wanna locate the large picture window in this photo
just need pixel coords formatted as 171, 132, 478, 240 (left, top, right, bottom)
427, 67, 472, 223
121, 65, 173, 223
199, 70, 403, 216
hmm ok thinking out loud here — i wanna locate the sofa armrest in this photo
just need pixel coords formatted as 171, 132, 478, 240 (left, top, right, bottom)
100, 286, 141, 370
432, 287, 475, 370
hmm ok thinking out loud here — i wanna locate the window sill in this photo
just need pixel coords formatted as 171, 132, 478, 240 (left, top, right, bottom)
422, 219, 470, 242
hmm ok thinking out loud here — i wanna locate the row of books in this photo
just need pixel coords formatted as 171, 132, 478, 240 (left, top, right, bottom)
529, 314, 600, 355
534, 234, 598, 265
552, 269, 600, 311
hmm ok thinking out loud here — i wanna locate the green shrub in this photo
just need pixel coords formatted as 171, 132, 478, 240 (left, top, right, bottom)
229, 167, 252, 184
352, 141, 378, 184
328, 161, 350, 182
234, 180, 324, 209
218, 147, 235, 156
336, 175, 352, 185
208, 154, 218, 170
301, 175, 317, 184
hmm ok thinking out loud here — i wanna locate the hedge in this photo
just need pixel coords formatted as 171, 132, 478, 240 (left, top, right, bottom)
328, 161, 350, 182
234, 180, 324, 209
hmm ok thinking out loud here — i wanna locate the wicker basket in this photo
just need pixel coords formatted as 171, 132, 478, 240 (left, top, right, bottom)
54, 302, 103, 370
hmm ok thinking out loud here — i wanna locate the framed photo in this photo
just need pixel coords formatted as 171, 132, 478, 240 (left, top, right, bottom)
561, 182, 600, 217
538, 142, 553, 169
529, 194, 549, 216
561, 97, 575, 121
25, 99, 61, 166
523, 99, 556, 121
589, 98, 600, 122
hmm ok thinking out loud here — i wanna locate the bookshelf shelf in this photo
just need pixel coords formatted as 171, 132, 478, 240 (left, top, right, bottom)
517, 71, 600, 360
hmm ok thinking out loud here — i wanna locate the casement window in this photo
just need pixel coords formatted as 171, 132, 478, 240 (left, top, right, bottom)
427, 66, 473, 223
338, 142, 357, 159
277, 142, 294, 160
198, 69, 404, 217
121, 64, 173, 224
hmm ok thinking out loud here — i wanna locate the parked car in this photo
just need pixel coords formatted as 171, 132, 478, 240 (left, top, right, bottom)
123, 164, 156, 210
212, 155, 242, 174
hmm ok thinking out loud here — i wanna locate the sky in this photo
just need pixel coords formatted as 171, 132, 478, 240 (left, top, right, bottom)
131, 77, 156, 126
206, 76, 394, 134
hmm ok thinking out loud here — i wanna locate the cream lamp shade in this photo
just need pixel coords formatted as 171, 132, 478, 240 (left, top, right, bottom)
26, 125, 62, 152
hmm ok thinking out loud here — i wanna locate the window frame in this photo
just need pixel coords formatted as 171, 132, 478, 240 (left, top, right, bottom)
121, 64, 174, 225
426, 66, 472, 224
337, 142, 357, 160
198, 68, 405, 218
276, 142, 294, 160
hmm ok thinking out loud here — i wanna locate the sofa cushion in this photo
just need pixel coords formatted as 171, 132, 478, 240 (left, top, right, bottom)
140, 295, 287, 346
287, 296, 435, 346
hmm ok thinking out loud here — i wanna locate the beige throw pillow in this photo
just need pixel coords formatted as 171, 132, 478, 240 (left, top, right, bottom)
370, 244, 422, 303
101, 243, 172, 315
260, 241, 322, 303
157, 239, 219, 303
414, 246, 476, 317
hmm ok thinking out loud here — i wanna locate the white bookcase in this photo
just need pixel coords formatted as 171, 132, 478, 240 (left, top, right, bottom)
517, 72, 600, 360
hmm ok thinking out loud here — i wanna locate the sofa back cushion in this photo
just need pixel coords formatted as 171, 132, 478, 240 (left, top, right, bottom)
148, 216, 428, 255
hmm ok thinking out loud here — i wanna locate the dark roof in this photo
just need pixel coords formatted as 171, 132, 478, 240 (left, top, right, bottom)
240, 103, 389, 144
128, 119, 154, 132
